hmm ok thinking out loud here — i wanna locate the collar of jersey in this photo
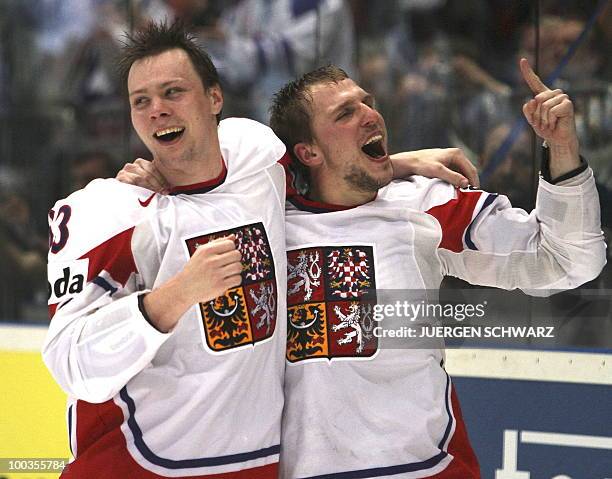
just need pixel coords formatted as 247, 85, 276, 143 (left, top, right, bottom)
280, 154, 377, 213
287, 194, 360, 214
168, 159, 227, 195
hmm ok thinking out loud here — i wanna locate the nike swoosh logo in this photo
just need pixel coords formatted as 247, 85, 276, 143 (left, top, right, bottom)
139, 193, 156, 207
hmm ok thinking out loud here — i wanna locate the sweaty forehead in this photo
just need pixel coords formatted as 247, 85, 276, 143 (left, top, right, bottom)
128, 49, 197, 93
308, 79, 367, 113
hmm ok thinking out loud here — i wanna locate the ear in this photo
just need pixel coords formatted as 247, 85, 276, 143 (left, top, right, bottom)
207, 85, 223, 115
293, 142, 322, 167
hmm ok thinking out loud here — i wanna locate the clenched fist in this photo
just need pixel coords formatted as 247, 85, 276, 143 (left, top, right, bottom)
143, 235, 243, 332
178, 235, 243, 305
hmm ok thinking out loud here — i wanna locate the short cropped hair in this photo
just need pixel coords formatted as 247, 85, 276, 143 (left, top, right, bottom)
118, 20, 222, 122
269, 65, 348, 191
269, 65, 348, 161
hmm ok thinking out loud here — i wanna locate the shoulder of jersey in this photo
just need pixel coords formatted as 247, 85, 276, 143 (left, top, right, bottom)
378, 177, 457, 208
49, 179, 160, 260
219, 117, 287, 183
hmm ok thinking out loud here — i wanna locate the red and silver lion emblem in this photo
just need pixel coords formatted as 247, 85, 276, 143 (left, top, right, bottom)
287, 245, 377, 362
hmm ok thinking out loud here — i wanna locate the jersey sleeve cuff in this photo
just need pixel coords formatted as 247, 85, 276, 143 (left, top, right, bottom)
538, 167, 595, 196
540, 144, 589, 184
552, 167, 593, 187
133, 291, 173, 341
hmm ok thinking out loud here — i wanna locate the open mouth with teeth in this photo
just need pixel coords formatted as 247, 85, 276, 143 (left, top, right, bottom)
154, 127, 185, 143
361, 135, 387, 160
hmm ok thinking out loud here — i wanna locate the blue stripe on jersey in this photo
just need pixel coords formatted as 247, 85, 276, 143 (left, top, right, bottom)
465, 193, 498, 251
92, 276, 118, 296
68, 404, 73, 457
437, 372, 453, 450
299, 374, 454, 479
119, 387, 280, 469
58, 298, 73, 310
300, 454, 447, 479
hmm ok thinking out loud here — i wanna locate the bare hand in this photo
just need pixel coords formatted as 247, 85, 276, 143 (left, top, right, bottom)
178, 235, 243, 305
520, 58, 578, 148
390, 148, 480, 188
116, 158, 170, 193
143, 235, 242, 332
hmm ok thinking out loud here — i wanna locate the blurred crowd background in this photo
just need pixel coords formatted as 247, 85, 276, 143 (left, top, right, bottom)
0, 0, 610, 345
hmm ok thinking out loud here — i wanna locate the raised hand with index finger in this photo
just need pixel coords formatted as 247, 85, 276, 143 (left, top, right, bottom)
520, 57, 581, 179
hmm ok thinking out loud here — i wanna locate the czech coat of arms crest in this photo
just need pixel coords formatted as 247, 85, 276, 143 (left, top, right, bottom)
287, 245, 377, 362
185, 223, 277, 352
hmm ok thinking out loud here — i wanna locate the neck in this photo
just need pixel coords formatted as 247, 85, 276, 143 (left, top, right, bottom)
309, 169, 377, 207
154, 144, 224, 188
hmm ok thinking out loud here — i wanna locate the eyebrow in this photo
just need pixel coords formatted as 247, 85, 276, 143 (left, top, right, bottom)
129, 80, 181, 97
331, 93, 374, 115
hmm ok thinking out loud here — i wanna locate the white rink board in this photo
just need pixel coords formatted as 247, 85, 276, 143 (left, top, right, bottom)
1, 325, 610, 385
445, 348, 611, 385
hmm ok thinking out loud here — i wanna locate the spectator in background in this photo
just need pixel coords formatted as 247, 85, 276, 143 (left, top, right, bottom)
195, 0, 356, 121
456, 6, 611, 181
20, 0, 97, 108
358, 0, 512, 153
0, 166, 46, 321
165, 0, 230, 26
69, 150, 115, 193
484, 12, 612, 186
479, 124, 534, 211
63, 0, 173, 103
384, 0, 454, 151
34, 1, 175, 164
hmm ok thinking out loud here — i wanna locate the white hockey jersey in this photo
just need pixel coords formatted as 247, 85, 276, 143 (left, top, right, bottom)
44, 118, 288, 478
281, 170, 606, 479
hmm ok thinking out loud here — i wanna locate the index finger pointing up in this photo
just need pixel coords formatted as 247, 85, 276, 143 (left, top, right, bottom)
520, 57, 549, 94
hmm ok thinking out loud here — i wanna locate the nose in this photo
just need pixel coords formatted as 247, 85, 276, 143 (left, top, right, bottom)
361, 103, 380, 127
149, 97, 170, 121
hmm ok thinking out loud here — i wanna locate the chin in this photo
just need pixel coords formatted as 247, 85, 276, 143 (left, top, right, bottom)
345, 166, 392, 193
377, 174, 393, 189
375, 163, 394, 188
